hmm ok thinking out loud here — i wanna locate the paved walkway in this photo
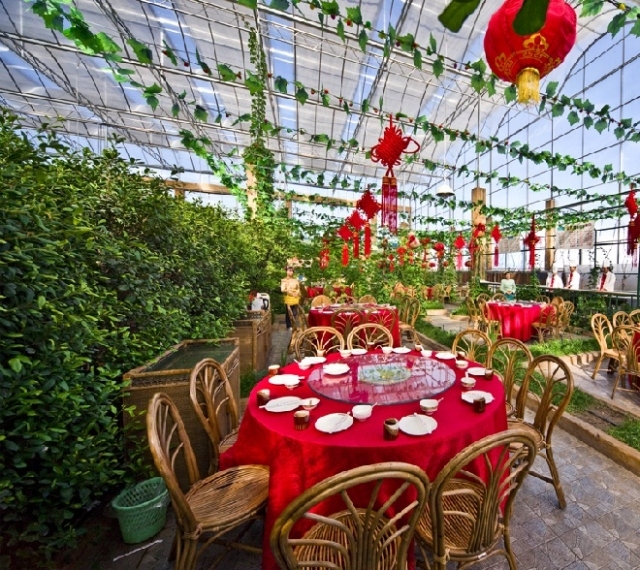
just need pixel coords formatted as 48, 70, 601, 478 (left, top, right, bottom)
92, 313, 640, 570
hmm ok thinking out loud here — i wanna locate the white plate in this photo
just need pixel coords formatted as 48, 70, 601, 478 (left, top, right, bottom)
351, 348, 367, 356
436, 352, 455, 360
398, 414, 438, 436
461, 390, 495, 404
393, 346, 411, 354
315, 413, 354, 433
269, 374, 303, 385
262, 396, 302, 412
323, 363, 350, 375
467, 367, 486, 376
300, 356, 327, 365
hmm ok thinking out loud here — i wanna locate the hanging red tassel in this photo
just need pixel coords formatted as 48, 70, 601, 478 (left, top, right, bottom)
381, 176, 399, 233
388, 254, 395, 272
364, 223, 371, 257
342, 243, 349, 266
490, 223, 502, 267
626, 187, 638, 265
523, 216, 540, 270
453, 233, 466, 270
494, 245, 499, 267
397, 246, 406, 265
352, 229, 360, 259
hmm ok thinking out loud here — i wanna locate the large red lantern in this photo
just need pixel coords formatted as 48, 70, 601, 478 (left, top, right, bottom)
625, 185, 639, 265
484, 0, 577, 104
454, 233, 466, 270
490, 223, 502, 267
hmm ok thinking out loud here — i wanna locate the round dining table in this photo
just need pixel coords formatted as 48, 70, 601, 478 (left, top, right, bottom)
487, 301, 543, 342
220, 349, 507, 570
308, 303, 401, 347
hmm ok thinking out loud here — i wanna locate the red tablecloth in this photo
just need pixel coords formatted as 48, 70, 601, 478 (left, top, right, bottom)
220, 352, 507, 570
305, 286, 324, 298
308, 305, 401, 347
487, 302, 543, 342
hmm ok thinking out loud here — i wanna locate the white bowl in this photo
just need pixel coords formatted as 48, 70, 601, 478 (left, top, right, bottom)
461, 377, 476, 390
421, 350, 433, 358
455, 360, 469, 370
298, 362, 311, 370
339, 350, 352, 358
414, 344, 423, 352
283, 378, 301, 390
352, 404, 373, 421
302, 397, 320, 410
381, 346, 393, 355
420, 399, 439, 414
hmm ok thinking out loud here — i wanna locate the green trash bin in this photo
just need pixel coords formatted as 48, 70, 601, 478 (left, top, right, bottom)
111, 477, 170, 544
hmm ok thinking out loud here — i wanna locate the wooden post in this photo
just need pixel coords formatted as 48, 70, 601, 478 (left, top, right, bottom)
545, 198, 555, 271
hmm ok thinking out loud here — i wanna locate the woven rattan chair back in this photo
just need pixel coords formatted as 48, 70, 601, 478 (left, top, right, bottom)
478, 300, 501, 337
451, 329, 492, 366
310, 294, 332, 307
331, 307, 365, 339
610, 325, 640, 399
557, 301, 574, 337
629, 309, 640, 326
189, 359, 239, 475
287, 304, 308, 354
270, 462, 429, 570
358, 294, 377, 304
491, 292, 506, 302
512, 355, 573, 508
416, 427, 537, 570
397, 296, 421, 344
475, 293, 491, 304
536, 294, 551, 304
347, 323, 394, 350
487, 338, 532, 418
442, 284, 453, 303
551, 295, 564, 307
612, 311, 631, 328
532, 304, 558, 342
431, 283, 444, 303
590, 313, 616, 379
147, 393, 269, 570
363, 306, 398, 334
294, 326, 345, 360
465, 297, 481, 329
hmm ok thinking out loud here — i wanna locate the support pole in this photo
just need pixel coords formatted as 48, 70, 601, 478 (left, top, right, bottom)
545, 199, 555, 271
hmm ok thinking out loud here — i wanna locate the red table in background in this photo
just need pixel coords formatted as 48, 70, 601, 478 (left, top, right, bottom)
487, 301, 543, 342
220, 351, 507, 570
305, 286, 324, 298
308, 304, 401, 347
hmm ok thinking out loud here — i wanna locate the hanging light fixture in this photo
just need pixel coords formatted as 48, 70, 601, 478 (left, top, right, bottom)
436, 181, 455, 198
437, 83, 455, 199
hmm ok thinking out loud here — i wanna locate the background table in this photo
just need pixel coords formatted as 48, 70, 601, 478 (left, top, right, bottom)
487, 301, 542, 342
305, 286, 324, 298
220, 352, 507, 570
308, 304, 401, 347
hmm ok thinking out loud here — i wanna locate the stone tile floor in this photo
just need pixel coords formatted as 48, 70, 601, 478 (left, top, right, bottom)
94, 313, 640, 570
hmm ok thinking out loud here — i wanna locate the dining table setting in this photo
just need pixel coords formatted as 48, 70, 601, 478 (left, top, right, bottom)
486, 300, 549, 342
219, 346, 508, 570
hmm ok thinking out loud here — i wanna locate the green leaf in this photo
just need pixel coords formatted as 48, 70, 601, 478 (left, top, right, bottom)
342, 101, 350, 115
438, 0, 483, 33
126, 38, 152, 64
504, 85, 517, 103
171, 103, 180, 117
567, 110, 580, 126
320, 0, 340, 17
270, 0, 289, 9
143, 83, 162, 95
470, 74, 485, 93
146, 95, 159, 110
413, 48, 422, 70
545, 81, 558, 97
358, 29, 368, 52
244, 71, 263, 95
432, 57, 444, 78
429, 33, 437, 53
162, 40, 178, 65
321, 92, 330, 106
361, 98, 369, 113
583, 115, 594, 129
631, 18, 640, 37
336, 19, 345, 42
580, 0, 604, 17
607, 12, 627, 38
513, 0, 550, 35
594, 118, 608, 133
295, 87, 309, 105
237, 0, 257, 8
486, 75, 496, 97
95, 32, 122, 56
614, 126, 626, 140
551, 103, 564, 117
274, 76, 288, 93
217, 64, 237, 82
194, 105, 208, 122
346, 6, 363, 25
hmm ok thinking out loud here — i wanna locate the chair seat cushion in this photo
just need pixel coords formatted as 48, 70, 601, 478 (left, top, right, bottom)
186, 465, 269, 529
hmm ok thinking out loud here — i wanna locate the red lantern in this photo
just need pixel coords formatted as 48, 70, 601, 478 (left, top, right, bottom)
490, 223, 502, 267
433, 242, 445, 259
453, 233, 466, 270
522, 215, 540, 269
370, 116, 420, 234
347, 210, 366, 259
484, 0, 577, 104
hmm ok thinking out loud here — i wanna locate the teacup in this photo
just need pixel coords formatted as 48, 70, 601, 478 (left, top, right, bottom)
455, 360, 469, 370
419, 399, 439, 414
257, 389, 270, 406
294, 410, 310, 430
284, 377, 300, 390
268, 364, 280, 376
352, 404, 373, 421
298, 362, 311, 371
302, 397, 320, 411
421, 349, 433, 358
461, 376, 476, 390
381, 346, 393, 355
414, 344, 423, 352
383, 418, 399, 440
484, 368, 494, 381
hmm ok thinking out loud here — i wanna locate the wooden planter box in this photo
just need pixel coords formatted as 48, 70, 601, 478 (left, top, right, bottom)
232, 310, 272, 374
123, 338, 240, 488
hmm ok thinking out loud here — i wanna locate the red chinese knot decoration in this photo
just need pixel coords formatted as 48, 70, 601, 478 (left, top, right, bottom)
319, 238, 330, 270
356, 189, 381, 257
625, 185, 639, 265
347, 210, 366, 260
490, 223, 502, 267
370, 116, 420, 234
337, 224, 352, 267
484, 0, 577, 104
454, 233, 466, 270
523, 215, 540, 269
433, 241, 445, 259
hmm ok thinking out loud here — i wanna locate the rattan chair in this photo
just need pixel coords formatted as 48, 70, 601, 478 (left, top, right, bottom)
310, 294, 332, 307
270, 462, 429, 570
555, 300, 574, 338
610, 325, 640, 399
431, 283, 444, 303
451, 329, 492, 366
536, 294, 551, 304
629, 309, 640, 326
491, 292, 506, 302
465, 297, 481, 330
397, 295, 421, 345
287, 304, 308, 354
478, 300, 501, 337
294, 326, 345, 360
613, 310, 632, 328
508, 355, 574, 509
550, 295, 564, 307
189, 359, 239, 475
475, 293, 491, 304
531, 304, 558, 342
347, 323, 394, 350
487, 338, 532, 418
590, 313, 618, 379
358, 294, 377, 304
363, 305, 398, 333
331, 307, 365, 340
147, 393, 269, 570
416, 427, 538, 570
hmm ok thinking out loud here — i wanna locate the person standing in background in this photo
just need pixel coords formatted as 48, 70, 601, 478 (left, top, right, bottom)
281, 265, 301, 330
598, 265, 616, 292
500, 270, 517, 301
546, 266, 564, 289
566, 265, 580, 290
